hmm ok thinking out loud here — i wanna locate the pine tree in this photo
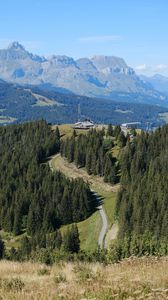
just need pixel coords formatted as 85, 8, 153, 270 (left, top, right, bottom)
55, 126, 60, 140
73, 130, 77, 138
107, 124, 113, 136
104, 152, 114, 183
86, 149, 92, 175
0, 236, 5, 259
114, 125, 121, 139
63, 224, 80, 253
71, 224, 80, 253
117, 132, 127, 147
20, 236, 31, 259
13, 205, 22, 235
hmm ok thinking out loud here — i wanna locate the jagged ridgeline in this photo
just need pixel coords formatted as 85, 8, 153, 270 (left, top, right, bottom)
0, 120, 94, 236
116, 124, 168, 256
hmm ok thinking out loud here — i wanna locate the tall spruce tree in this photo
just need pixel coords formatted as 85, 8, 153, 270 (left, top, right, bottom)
107, 124, 113, 136
0, 236, 5, 259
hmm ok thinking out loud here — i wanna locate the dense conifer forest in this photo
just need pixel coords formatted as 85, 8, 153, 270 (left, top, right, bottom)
115, 124, 168, 258
60, 126, 126, 184
1, 121, 168, 263
0, 121, 95, 243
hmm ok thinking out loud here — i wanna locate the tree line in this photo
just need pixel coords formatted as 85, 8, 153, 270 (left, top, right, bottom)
116, 124, 168, 256
60, 126, 126, 184
0, 222, 81, 264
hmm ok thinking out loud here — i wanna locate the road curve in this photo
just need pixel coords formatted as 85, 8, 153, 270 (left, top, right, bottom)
48, 157, 54, 172
91, 191, 108, 249
98, 205, 108, 248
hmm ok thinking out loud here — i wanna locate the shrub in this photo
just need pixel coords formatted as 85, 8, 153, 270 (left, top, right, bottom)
54, 273, 66, 284
37, 268, 50, 276
73, 264, 96, 281
0, 277, 25, 292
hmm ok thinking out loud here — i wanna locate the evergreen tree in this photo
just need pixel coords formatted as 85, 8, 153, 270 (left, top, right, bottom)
114, 125, 121, 139
20, 236, 31, 259
117, 132, 127, 147
0, 236, 5, 259
86, 149, 92, 175
107, 124, 113, 136
55, 126, 60, 140
13, 205, 22, 235
63, 224, 80, 253
73, 129, 77, 138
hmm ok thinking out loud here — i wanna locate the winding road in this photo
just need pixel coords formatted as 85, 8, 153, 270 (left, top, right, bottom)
91, 191, 108, 248
98, 206, 108, 248
48, 154, 108, 249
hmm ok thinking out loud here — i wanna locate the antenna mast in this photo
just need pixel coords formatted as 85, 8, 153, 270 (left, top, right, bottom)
146, 122, 150, 132
78, 103, 81, 122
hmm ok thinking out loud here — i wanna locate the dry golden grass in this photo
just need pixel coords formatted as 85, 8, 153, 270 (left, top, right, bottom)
0, 257, 168, 299
52, 124, 90, 140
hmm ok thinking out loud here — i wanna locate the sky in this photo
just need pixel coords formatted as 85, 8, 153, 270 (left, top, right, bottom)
0, 0, 168, 76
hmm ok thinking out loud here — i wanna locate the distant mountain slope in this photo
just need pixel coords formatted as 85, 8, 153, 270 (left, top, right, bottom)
0, 41, 166, 103
0, 80, 167, 128
140, 74, 168, 96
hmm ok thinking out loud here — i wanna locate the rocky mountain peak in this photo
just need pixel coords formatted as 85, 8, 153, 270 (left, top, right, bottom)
91, 55, 127, 69
48, 55, 77, 67
8, 41, 25, 51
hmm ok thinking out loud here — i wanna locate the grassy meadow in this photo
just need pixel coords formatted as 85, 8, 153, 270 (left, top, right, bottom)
0, 257, 168, 299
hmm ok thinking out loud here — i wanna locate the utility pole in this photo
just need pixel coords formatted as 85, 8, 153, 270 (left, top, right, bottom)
146, 122, 149, 132
78, 103, 81, 122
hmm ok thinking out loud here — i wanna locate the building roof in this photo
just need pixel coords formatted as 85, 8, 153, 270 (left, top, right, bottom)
73, 119, 95, 129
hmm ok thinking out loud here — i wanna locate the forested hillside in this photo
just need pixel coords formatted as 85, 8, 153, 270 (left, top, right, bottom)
60, 126, 126, 184
0, 121, 94, 247
115, 125, 168, 257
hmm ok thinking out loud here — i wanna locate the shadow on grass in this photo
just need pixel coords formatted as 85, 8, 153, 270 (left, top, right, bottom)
91, 191, 104, 210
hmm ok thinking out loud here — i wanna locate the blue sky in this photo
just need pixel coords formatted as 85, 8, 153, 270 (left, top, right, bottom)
0, 0, 168, 75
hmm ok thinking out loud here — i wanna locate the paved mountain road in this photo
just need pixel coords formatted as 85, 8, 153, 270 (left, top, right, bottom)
91, 191, 108, 248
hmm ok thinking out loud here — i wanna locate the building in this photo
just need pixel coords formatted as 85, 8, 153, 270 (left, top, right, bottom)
72, 119, 95, 130
121, 122, 141, 129
121, 122, 141, 137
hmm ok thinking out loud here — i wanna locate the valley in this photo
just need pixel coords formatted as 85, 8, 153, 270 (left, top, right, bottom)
0, 79, 167, 128
1, 1, 168, 300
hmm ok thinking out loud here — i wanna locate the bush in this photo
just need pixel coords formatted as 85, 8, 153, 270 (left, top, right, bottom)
54, 273, 66, 284
32, 248, 53, 265
73, 264, 96, 281
37, 268, 50, 276
0, 277, 24, 292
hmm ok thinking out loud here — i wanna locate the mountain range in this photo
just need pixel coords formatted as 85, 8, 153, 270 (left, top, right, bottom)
0, 41, 168, 128
0, 41, 166, 102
